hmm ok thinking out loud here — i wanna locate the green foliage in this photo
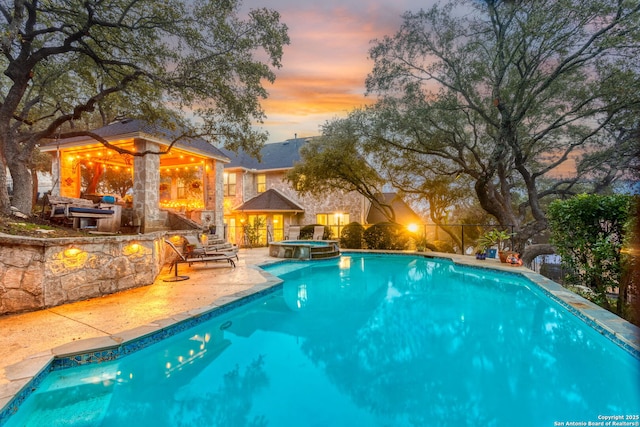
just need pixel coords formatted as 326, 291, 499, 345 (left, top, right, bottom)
359, 0, 640, 261
431, 240, 455, 254
363, 222, 410, 250
413, 236, 435, 252
478, 229, 512, 252
285, 122, 395, 222
0, 0, 290, 213
243, 216, 267, 247
548, 194, 636, 316
340, 222, 365, 249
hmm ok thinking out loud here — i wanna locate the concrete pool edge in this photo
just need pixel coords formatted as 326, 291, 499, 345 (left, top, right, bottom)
0, 267, 283, 424
1, 250, 639, 424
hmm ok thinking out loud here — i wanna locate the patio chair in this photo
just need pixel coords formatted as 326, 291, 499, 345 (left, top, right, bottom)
312, 225, 325, 240
286, 226, 300, 240
164, 239, 235, 281
183, 235, 239, 260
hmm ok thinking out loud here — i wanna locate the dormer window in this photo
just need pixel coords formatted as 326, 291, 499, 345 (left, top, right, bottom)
224, 172, 236, 196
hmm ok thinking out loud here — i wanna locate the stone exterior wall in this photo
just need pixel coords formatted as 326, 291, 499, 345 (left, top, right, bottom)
0, 233, 167, 316
265, 171, 370, 225
222, 168, 372, 243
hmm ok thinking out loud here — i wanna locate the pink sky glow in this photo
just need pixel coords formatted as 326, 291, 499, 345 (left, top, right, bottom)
242, 0, 435, 142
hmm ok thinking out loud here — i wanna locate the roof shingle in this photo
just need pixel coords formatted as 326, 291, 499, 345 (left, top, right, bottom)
220, 138, 311, 170
234, 189, 304, 212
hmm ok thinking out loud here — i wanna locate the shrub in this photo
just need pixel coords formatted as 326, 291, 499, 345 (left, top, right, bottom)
414, 237, 439, 252
363, 222, 410, 250
431, 240, 455, 253
548, 193, 637, 321
340, 222, 365, 249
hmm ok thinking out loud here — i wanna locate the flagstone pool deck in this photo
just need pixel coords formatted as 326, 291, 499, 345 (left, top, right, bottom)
1, 248, 639, 416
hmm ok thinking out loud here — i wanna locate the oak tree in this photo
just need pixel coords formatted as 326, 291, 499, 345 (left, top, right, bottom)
0, 0, 289, 214
360, 0, 640, 261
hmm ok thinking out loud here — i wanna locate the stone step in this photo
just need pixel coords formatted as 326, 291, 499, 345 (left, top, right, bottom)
310, 250, 340, 259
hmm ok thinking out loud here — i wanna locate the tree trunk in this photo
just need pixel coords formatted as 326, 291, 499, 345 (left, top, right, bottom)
6, 159, 33, 215
521, 243, 555, 268
31, 166, 39, 208
86, 163, 104, 195
0, 155, 10, 214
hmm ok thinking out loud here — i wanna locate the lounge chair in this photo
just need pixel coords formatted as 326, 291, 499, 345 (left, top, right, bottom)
164, 239, 235, 281
312, 225, 324, 240
286, 226, 300, 240
183, 235, 239, 260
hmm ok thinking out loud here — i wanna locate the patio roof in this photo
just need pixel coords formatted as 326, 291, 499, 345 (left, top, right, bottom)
220, 137, 312, 171
40, 119, 230, 168
234, 189, 304, 213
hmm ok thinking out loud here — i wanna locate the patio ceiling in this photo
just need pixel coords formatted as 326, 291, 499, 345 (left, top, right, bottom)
59, 138, 208, 171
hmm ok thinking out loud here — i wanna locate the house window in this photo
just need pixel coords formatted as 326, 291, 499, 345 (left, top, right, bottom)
177, 179, 186, 199
316, 212, 349, 238
256, 174, 266, 193
271, 214, 283, 242
224, 172, 236, 196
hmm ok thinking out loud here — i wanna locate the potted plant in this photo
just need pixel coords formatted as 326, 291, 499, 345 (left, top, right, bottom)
475, 244, 487, 260
476, 246, 487, 259
478, 229, 512, 262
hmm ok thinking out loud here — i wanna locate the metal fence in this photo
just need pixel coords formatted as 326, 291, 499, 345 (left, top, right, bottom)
417, 224, 516, 255
225, 223, 519, 253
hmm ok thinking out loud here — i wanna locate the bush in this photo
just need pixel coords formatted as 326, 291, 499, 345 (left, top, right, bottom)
300, 224, 332, 240
548, 193, 637, 322
430, 240, 455, 253
340, 222, 365, 249
363, 222, 410, 250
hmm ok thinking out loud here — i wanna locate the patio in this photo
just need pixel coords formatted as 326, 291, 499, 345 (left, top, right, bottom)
0, 247, 277, 411
40, 119, 229, 233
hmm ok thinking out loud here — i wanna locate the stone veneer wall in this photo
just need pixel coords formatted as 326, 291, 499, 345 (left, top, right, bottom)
0, 232, 167, 316
133, 138, 166, 232
265, 171, 370, 225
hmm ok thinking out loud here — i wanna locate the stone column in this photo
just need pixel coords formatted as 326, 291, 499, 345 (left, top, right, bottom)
213, 159, 225, 230
133, 138, 162, 233
201, 159, 225, 233
50, 151, 61, 196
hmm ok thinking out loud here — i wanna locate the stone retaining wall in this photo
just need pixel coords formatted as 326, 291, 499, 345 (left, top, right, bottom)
0, 232, 168, 315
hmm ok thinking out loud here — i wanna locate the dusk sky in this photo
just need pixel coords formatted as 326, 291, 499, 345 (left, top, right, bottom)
242, 0, 437, 143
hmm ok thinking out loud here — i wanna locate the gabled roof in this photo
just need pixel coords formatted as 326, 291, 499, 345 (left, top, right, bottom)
234, 189, 304, 213
220, 137, 312, 171
367, 193, 422, 225
41, 119, 229, 162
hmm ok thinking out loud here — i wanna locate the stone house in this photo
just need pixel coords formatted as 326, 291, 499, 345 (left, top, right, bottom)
219, 137, 422, 245
40, 119, 229, 233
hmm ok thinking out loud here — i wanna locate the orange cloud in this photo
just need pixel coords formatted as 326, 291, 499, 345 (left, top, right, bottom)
242, 0, 430, 141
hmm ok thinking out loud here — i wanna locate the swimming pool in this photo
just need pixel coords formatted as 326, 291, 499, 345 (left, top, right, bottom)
2, 254, 639, 426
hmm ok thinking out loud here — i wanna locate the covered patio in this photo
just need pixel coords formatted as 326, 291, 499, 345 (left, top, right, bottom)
41, 119, 229, 233
227, 188, 305, 245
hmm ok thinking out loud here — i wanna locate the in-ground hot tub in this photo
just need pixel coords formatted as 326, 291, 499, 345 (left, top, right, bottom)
269, 240, 340, 260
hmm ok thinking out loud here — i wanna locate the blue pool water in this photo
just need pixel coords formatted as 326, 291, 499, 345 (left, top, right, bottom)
3, 254, 640, 426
